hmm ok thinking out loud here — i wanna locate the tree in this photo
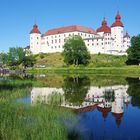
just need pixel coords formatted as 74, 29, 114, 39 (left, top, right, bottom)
22, 55, 36, 68
63, 35, 91, 66
126, 35, 140, 65
7, 47, 25, 66
0, 47, 36, 69
0, 52, 9, 66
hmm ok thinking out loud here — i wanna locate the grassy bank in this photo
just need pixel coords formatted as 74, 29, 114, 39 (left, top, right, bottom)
27, 66, 140, 77
34, 53, 127, 67
31, 53, 140, 76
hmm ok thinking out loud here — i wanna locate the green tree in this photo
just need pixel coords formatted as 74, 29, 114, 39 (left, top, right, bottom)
126, 34, 140, 65
63, 35, 91, 66
7, 47, 25, 66
22, 55, 36, 68
0, 52, 10, 67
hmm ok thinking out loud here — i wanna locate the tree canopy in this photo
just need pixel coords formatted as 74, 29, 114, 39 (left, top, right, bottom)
126, 34, 140, 65
0, 47, 35, 68
63, 35, 91, 66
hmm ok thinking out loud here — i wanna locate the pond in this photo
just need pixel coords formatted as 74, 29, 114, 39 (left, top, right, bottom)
1, 74, 140, 140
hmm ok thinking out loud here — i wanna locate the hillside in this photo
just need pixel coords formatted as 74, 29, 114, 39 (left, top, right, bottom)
34, 53, 127, 67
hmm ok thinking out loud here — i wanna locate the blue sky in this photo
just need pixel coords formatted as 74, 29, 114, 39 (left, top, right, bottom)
0, 0, 140, 52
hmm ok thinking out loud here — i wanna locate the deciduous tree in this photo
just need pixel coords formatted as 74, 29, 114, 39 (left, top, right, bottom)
126, 35, 140, 65
63, 35, 91, 66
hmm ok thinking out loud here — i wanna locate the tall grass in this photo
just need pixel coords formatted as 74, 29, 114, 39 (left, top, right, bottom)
0, 102, 74, 140
0, 79, 76, 140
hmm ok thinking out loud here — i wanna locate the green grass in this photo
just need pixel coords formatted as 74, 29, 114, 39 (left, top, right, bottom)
0, 79, 75, 140
27, 66, 140, 76
0, 103, 73, 140
34, 53, 127, 67
30, 53, 140, 76
89, 54, 127, 67
34, 53, 64, 67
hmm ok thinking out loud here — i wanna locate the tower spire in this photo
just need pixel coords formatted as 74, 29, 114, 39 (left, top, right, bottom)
111, 11, 124, 27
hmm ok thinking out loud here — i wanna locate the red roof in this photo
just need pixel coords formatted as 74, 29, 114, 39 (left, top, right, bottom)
112, 112, 123, 126
30, 24, 41, 34
75, 104, 97, 113
97, 106, 111, 119
97, 18, 111, 33
112, 12, 124, 27
44, 25, 96, 36
124, 32, 130, 38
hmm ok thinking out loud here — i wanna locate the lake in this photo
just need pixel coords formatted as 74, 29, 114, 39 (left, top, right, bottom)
1, 74, 140, 140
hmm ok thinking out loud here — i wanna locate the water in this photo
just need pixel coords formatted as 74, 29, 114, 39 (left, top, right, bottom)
1, 74, 140, 140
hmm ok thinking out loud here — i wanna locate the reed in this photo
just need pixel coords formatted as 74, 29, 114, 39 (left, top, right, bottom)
0, 79, 76, 140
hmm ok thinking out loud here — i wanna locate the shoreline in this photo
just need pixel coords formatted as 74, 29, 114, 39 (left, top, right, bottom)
26, 66, 140, 77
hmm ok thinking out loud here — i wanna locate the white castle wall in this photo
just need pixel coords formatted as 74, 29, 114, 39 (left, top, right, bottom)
29, 14, 130, 55
30, 29, 130, 55
111, 26, 124, 53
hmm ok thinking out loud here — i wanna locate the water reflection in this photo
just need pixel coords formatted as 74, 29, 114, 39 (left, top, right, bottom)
2, 74, 140, 139
31, 76, 132, 128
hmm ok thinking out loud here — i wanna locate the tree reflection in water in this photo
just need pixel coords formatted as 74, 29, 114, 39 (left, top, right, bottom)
63, 76, 90, 106
126, 77, 140, 108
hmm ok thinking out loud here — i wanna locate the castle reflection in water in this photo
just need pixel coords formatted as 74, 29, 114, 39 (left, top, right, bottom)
31, 85, 130, 126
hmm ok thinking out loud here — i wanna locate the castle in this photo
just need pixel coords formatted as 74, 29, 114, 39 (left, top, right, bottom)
28, 12, 130, 55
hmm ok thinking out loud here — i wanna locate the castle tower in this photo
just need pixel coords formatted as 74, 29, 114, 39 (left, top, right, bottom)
111, 12, 124, 54
123, 32, 131, 51
30, 24, 41, 54
97, 18, 111, 54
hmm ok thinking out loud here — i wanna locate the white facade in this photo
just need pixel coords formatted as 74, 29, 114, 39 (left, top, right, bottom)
28, 12, 130, 55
